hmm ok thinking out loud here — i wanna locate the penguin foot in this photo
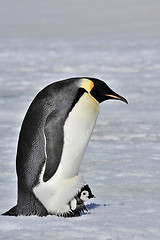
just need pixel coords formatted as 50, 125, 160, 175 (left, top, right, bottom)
61, 203, 88, 218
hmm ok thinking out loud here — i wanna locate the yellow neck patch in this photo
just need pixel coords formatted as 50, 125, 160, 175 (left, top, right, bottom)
79, 78, 99, 104
79, 78, 94, 92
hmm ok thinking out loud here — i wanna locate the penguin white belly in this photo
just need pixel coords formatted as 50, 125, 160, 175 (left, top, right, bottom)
55, 92, 99, 179
33, 93, 99, 215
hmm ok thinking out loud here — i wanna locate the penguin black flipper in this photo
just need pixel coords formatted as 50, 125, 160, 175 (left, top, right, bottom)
43, 87, 87, 181
43, 109, 64, 182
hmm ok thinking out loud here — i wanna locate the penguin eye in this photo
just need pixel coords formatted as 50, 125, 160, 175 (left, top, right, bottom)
82, 190, 88, 196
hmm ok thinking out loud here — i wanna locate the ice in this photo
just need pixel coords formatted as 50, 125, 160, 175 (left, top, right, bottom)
0, 0, 160, 239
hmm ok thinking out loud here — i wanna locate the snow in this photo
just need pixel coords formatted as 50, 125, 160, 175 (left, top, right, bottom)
0, 0, 160, 239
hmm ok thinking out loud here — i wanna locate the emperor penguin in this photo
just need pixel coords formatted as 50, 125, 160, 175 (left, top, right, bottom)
3, 77, 127, 217
69, 185, 95, 217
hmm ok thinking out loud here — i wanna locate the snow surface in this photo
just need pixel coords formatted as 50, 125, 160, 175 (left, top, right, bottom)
0, 1, 160, 239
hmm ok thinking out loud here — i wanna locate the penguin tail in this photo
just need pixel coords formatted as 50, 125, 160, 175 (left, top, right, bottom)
2, 206, 18, 216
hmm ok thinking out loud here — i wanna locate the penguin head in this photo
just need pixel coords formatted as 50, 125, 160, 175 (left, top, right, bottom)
78, 185, 95, 201
79, 78, 128, 104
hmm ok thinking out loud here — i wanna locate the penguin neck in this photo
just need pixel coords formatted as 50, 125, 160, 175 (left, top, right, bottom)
54, 92, 99, 180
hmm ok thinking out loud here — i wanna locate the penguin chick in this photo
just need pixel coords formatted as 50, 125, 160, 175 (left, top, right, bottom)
77, 184, 95, 201
69, 184, 95, 216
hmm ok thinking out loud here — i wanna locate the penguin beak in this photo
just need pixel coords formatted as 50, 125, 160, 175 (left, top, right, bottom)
106, 92, 128, 104
90, 193, 96, 199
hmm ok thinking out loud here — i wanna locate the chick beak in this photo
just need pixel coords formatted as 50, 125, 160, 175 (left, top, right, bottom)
90, 193, 96, 199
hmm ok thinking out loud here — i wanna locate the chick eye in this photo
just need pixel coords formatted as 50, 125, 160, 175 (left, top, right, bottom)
82, 191, 88, 196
